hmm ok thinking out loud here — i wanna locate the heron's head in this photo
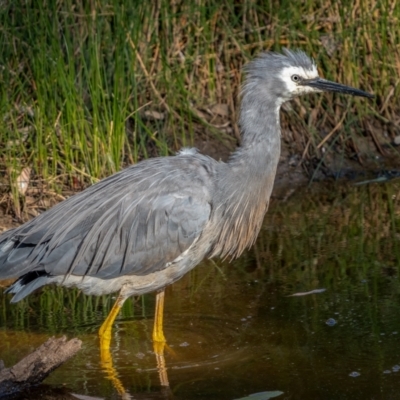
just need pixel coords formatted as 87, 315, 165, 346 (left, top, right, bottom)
243, 48, 373, 105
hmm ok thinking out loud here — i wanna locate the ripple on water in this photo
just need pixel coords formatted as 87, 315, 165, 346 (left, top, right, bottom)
123, 312, 256, 372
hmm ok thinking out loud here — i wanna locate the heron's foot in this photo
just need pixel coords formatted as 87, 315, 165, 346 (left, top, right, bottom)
152, 327, 166, 344
98, 321, 110, 339
99, 328, 112, 353
152, 340, 169, 387
97, 294, 128, 394
153, 339, 166, 356
99, 318, 115, 353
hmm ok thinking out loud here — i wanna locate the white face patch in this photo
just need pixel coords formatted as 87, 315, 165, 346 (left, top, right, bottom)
279, 65, 319, 97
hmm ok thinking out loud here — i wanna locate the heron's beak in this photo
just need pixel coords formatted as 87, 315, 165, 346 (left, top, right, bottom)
301, 77, 374, 98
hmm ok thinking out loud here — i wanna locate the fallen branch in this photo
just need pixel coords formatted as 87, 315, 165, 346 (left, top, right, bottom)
0, 336, 82, 397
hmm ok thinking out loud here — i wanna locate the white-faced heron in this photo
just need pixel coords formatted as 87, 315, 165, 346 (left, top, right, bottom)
0, 49, 373, 352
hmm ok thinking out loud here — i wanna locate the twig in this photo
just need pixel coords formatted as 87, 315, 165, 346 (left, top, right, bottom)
317, 110, 348, 149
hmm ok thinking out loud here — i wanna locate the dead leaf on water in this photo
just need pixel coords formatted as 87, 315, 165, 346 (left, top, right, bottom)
287, 288, 326, 297
234, 391, 284, 400
71, 394, 104, 400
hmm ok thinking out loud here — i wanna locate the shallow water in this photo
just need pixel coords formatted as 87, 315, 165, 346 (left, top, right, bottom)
1, 181, 400, 399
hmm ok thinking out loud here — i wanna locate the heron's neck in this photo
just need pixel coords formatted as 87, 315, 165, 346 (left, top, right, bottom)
229, 92, 281, 169
208, 94, 282, 260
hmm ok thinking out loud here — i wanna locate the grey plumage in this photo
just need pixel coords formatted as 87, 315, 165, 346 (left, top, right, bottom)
0, 49, 373, 306
0, 151, 216, 299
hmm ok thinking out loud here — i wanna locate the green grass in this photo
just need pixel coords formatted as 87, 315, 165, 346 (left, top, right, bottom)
0, 0, 399, 196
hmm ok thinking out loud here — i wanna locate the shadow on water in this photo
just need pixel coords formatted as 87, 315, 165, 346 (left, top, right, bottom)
1, 181, 400, 399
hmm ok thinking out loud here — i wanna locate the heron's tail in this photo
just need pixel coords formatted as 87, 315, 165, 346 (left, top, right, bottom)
4, 271, 51, 303
0, 228, 45, 279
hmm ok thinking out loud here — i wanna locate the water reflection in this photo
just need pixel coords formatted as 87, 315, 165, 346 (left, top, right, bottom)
1, 181, 400, 399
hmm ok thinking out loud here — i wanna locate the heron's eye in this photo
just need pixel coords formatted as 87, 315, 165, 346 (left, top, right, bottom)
291, 74, 301, 83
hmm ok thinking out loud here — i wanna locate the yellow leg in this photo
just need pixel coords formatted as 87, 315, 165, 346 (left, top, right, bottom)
153, 340, 169, 387
152, 290, 169, 387
99, 293, 126, 351
152, 289, 166, 344
100, 346, 127, 395
98, 293, 127, 395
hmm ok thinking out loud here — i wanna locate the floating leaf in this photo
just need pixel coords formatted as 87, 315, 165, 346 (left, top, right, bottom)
71, 394, 104, 400
234, 390, 284, 400
287, 288, 326, 297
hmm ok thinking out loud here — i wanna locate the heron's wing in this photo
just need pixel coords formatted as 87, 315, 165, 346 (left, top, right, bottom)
0, 153, 215, 279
